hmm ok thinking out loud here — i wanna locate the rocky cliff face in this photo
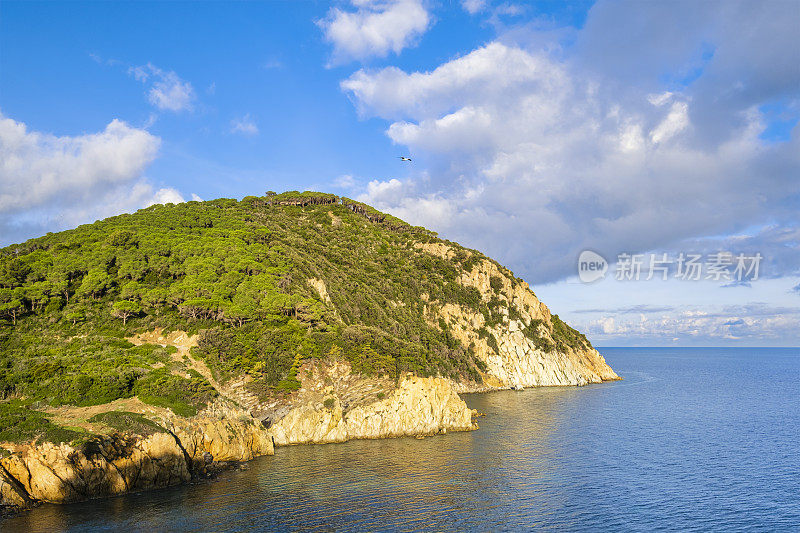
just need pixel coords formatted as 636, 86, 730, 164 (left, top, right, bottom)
417, 243, 618, 390
0, 401, 273, 512
269, 361, 476, 446
0, 365, 477, 513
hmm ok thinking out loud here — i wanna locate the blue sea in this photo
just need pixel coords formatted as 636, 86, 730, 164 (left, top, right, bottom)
4, 348, 799, 532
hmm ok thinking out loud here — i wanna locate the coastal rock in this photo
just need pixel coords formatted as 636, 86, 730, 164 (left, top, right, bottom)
0, 432, 189, 504
168, 401, 275, 462
423, 252, 619, 390
344, 375, 476, 439
0, 403, 273, 507
270, 375, 476, 446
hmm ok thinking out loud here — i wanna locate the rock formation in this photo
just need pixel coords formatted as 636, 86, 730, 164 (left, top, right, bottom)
0, 402, 272, 511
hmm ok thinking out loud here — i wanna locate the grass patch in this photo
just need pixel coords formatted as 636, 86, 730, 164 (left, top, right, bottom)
0, 400, 86, 444
88, 410, 166, 437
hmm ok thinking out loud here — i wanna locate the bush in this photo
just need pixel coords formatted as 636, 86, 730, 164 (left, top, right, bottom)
133, 368, 218, 417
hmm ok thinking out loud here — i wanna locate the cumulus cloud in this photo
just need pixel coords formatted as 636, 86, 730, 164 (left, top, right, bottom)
319, 0, 431, 64
341, 2, 800, 285
147, 187, 185, 206
230, 114, 259, 136
129, 63, 195, 112
0, 113, 185, 245
0, 113, 160, 213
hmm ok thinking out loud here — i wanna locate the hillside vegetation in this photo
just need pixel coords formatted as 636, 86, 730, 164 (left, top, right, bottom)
0, 192, 591, 443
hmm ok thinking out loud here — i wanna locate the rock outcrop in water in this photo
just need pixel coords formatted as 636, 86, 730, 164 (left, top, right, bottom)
269, 367, 476, 446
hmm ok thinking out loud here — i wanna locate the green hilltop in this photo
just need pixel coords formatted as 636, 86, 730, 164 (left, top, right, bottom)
0, 191, 590, 443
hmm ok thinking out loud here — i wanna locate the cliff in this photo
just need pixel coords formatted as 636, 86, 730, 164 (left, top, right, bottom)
417, 243, 617, 389
268, 361, 476, 446
0, 400, 272, 511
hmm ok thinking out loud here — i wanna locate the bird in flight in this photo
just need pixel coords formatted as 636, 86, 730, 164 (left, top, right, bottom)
398, 156, 412, 162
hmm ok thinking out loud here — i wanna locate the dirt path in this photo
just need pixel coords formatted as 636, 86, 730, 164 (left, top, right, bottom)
42, 397, 171, 434
127, 329, 265, 413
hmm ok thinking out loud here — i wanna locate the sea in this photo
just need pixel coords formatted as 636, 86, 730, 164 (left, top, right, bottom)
4, 347, 799, 532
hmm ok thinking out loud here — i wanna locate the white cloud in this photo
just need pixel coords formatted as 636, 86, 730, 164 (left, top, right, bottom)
319, 0, 431, 64
579, 304, 800, 345
493, 3, 524, 17
342, 42, 563, 120
649, 101, 689, 144
0, 113, 160, 213
647, 91, 673, 106
343, 35, 800, 284
230, 114, 259, 136
360, 178, 405, 204
461, 0, 487, 15
147, 187, 185, 206
334, 174, 357, 189
129, 63, 195, 112
0, 113, 184, 245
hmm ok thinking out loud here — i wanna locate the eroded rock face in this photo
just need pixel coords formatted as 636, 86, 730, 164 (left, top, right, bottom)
421, 250, 619, 390
0, 403, 273, 508
270, 374, 476, 446
167, 401, 274, 463
0, 433, 189, 505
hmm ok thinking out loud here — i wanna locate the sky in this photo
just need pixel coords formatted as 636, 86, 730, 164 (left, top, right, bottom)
1, 0, 799, 346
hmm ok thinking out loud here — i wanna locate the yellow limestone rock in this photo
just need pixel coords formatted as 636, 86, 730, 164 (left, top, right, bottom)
0, 433, 189, 504
270, 375, 476, 446
418, 248, 619, 390
167, 401, 274, 463
0, 402, 273, 507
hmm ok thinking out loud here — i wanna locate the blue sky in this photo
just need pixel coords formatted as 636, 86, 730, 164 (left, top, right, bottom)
1, 0, 799, 346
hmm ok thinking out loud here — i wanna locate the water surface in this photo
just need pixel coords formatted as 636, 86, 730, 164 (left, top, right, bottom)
5, 348, 799, 531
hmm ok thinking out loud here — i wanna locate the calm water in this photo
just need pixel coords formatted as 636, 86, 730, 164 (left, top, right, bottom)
5, 348, 799, 532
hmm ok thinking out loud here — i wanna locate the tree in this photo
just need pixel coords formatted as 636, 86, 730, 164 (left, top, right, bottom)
112, 300, 141, 325
142, 287, 168, 314
120, 281, 143, 301
78, 268, 111, 300
65, 307, 86, 326
107, 230, 139, 248
0, 288, 24, 325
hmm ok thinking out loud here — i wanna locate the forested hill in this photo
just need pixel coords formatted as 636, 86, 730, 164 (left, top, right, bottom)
0, 191, 592, 437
